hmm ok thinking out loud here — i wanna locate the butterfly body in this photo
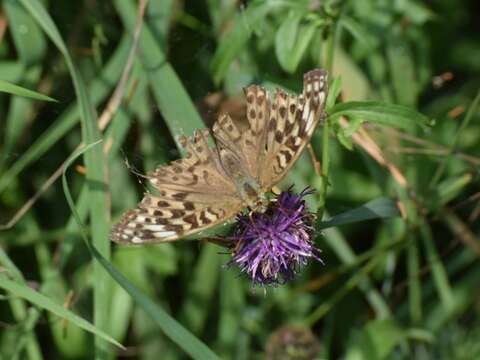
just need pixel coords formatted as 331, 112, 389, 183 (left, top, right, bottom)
111, 69, 328, 244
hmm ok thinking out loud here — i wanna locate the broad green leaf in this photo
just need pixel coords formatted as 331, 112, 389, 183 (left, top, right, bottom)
387, 41, 418, 107
275, 11, 317, 73
0, 79, 56, 102
340, 16, 377, 50
275, 11, 303, 72
318, 197, 400, 230
329, 101, 432, 130
395, 0, 436, 24
325, 76, 342, 111
211, 1, 287, 84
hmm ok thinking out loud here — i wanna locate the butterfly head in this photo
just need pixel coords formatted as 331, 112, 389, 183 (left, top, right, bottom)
251, 196, 269, 213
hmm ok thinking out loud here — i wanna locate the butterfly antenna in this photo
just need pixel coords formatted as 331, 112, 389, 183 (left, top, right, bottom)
124, 157, 149, 181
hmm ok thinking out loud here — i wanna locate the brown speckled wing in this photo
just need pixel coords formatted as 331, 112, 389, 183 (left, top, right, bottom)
111, 69, 328, 244
259, 69, 328, 189
110, 128, 243, 244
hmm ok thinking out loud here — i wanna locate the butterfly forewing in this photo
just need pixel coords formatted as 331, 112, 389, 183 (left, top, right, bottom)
111, 129, 243, 244
111, 69, 328, 244
259, 69, 328, 188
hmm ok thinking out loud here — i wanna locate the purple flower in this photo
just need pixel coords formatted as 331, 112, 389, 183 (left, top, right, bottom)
227, 188, 322, 286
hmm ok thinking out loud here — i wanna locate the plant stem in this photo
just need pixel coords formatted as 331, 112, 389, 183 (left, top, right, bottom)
317, 20, 337, 220
317, 119, 330, 219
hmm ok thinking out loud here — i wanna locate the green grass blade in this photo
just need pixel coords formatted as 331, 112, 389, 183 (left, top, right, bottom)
61, 143, 220, 360
429, 89, 480, 187
305, 256, 382, 324
11, 307, 42, 360
3, 0, 46, 65
0, 37, 130, 195
425, 265, 480, 332
18, 1, 111, 358
0, 275, 123, 349
1, 67, 43, 169
0, 79, 56, 102
318, 197, 400, 230
322, 225, 391, 319
93, 249, 221, 360
0, 247, 25, 282
34, 242, 87, 358
0, 248, 43, 360
180, 245, 221, 334
114, 0, 204, 146
407, 234, 422, 323
419, 220, 454, 310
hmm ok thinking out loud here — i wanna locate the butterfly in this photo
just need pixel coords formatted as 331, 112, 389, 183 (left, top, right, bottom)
111, 69, 328, 244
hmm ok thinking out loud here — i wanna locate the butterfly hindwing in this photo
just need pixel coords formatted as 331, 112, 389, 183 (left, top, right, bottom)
110, 193, 240, 243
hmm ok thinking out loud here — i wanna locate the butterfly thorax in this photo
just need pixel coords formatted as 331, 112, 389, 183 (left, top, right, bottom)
219, 149, 264, 208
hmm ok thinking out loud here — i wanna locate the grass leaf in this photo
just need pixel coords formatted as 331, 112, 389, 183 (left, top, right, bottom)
0, 274, 124, 350
0, 79, 56, 102
19, 1, 111, 357
318, 197, 400, 230
61, 142, 220, 360
329, 101, 433, 130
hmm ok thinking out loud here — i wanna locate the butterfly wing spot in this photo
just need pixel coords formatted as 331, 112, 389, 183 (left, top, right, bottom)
213, 114, 242, 143
153, 231, 177, 238
289, 103, 296, 115
110, 207, 182, 244
274, 149, 294, 174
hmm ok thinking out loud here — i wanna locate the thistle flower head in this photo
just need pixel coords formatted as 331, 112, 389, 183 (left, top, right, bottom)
227, 188, 321, 286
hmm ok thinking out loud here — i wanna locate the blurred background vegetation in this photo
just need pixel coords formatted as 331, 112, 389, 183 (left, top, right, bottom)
0, 0, 479, 359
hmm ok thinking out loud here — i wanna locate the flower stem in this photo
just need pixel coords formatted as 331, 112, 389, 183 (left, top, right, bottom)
317, 119, 330, 220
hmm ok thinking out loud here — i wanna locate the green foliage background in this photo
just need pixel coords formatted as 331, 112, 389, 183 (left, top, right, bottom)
0, 0, 479, 359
